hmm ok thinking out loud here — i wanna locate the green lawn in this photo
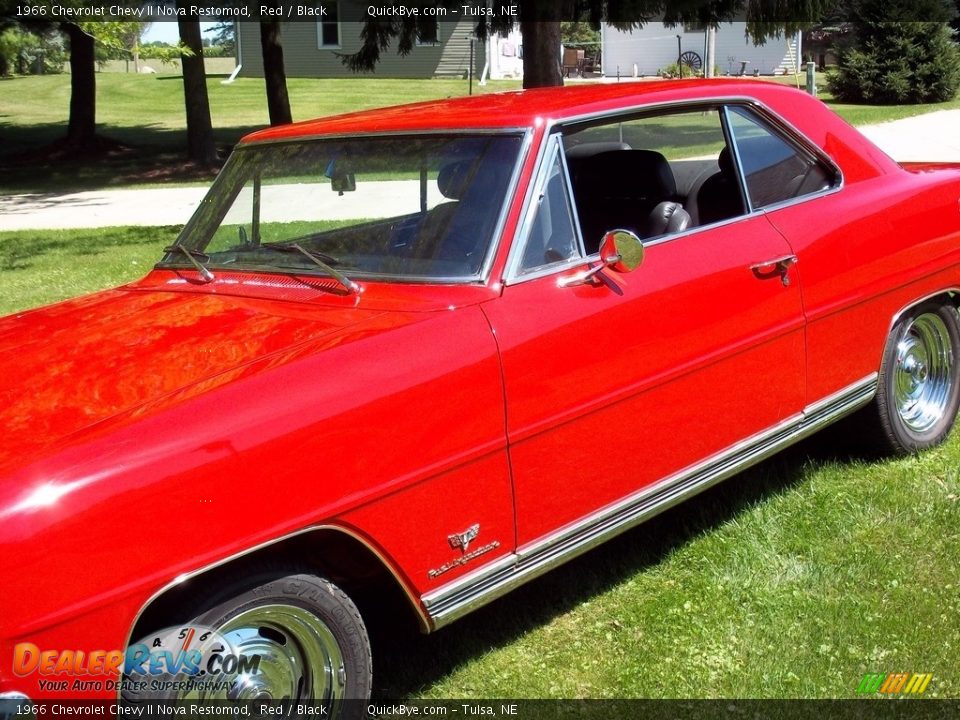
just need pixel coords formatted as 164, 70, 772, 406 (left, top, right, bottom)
2, 73, 958, 193
0, 225, 180, 315
770, 71, 960, 125
0, 74, 521, 192
1, 225, 958, 699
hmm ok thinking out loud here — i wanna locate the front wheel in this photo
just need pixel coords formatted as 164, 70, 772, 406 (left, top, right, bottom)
125, 570, 371, 714
873, 301, 960, 454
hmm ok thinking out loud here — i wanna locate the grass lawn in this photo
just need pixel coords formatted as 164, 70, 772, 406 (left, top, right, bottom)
0, 74, 521, 193
2, 73, 958, 193
770, 71, 960, 125
1, 225, 958, 698
0, 225, 181, 315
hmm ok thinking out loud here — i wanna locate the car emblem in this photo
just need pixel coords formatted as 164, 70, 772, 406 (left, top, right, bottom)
448, 524, 480, 553
429, 524, 500, 579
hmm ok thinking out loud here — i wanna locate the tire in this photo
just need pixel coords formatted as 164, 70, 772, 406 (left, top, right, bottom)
873, 301, 960, 454
123, 568, 371, 713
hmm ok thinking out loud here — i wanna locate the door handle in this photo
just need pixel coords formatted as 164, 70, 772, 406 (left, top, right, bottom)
750, 255, 797, 286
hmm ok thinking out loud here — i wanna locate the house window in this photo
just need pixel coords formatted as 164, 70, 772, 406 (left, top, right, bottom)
416, 23, 439, 46
317, 2, 340, 49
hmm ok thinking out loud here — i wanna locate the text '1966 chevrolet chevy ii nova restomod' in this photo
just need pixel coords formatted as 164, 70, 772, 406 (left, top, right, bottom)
1, 80, 959, 713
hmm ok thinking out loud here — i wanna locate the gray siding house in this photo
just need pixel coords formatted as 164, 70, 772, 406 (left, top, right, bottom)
235, 10, 484, 78
601, 22, 800, 77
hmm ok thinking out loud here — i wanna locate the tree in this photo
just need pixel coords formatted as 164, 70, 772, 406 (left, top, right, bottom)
828, 0, 960, 103
0, 24, 65, 75
63, 23, 95, 145
177, 11, 217, 165
561, 21, 601, 49
208, 21, 236, 55
259, 5, 292, 126
342, 1, 832, 89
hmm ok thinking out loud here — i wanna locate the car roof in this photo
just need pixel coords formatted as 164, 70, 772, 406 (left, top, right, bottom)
241, 79, 814, 143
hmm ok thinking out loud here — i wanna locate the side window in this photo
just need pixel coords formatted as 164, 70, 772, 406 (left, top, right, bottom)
562, 108, 740, 245
518, 145, 582, 274
726, 106, 836, 209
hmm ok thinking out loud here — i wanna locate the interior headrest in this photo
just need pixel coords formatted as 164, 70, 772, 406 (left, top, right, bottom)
717, 146, 735, 176
437, 161, 473, 200
578, 150, 677, 199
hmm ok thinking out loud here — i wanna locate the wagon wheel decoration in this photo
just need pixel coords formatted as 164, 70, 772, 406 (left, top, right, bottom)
679, 51, 703, 76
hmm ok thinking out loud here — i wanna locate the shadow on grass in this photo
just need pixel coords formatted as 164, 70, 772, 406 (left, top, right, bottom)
0, 122, 261, 193
364, 430, 882, 699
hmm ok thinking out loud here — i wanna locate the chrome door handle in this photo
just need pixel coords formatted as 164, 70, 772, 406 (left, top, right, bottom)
750, 255, 797, 286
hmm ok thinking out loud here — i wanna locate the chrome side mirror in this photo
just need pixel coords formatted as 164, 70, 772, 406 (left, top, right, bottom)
599, 229, 644, 273
560, 229, 644, 287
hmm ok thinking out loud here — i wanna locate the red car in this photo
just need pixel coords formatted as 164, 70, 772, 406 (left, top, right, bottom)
2, 80, 960, 709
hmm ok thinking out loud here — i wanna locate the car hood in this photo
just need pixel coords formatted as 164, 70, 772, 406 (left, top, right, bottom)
0, 287, 386, 478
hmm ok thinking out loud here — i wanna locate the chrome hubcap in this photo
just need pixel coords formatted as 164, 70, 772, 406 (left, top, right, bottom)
894, 313, 954, 433
178, 605, 345, 707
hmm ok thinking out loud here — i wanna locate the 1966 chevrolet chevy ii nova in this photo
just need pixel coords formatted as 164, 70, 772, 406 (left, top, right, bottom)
2, 80, 960, 707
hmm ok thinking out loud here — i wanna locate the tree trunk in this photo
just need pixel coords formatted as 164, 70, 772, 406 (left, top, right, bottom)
63, 23, 96, 147
260, 19, 292, 125
177, 14, 217, 166
520, 21, 563, 89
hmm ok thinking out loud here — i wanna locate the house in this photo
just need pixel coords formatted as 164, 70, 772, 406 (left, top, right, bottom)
601, 22, 801, 77
235, 6, 484, 79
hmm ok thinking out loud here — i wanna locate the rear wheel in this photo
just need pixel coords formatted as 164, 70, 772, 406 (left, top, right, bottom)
873, 301, 960, 454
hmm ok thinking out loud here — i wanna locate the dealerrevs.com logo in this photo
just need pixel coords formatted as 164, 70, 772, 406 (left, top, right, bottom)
12, 626, 261, 694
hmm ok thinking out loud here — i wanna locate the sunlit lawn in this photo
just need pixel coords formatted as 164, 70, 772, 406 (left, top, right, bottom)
1, 73, 957, 193
0, 74, 521, 192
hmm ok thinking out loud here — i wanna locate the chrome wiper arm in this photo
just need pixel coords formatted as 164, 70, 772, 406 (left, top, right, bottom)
163, 244, 214, 282
261, 242, 359, 294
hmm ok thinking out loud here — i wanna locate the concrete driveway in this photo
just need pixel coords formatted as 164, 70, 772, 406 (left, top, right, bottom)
2, 108, 959, 232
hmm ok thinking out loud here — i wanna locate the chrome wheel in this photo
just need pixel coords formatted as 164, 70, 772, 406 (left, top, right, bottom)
872, 301, 960, 455
893, 312, 954, 433
126, 571, 372, 711
189, 605, 346, 704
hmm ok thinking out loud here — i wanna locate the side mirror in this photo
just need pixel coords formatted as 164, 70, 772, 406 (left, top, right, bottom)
560, 229, 644, 287
598, 229, 644, 273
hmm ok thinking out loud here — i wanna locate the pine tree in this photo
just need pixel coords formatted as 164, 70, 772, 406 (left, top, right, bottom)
829, 0, 960, 104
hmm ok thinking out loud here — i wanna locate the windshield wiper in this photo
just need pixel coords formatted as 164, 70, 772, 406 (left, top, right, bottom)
260, 242, 359, 294
163, 244, 214, 282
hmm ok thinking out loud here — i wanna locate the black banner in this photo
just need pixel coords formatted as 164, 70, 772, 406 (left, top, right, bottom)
2, 700, 960, 720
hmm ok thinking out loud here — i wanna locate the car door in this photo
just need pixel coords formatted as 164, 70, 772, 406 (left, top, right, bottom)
481, 108, 807, 548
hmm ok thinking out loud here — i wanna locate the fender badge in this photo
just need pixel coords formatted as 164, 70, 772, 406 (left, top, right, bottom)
448, 523, 480, 552
428, 524, 500, 579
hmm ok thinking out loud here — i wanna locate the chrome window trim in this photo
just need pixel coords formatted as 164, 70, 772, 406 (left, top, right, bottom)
504, 134, 588, 281
502, 96, 846, 288
164, 129, 533, 288
560, 135, 588, 258
502, 130, 560, 282
548, 95, 844, 186
724, 103, 843, 212
422, 373, 878, 629
721, 105, 755, 215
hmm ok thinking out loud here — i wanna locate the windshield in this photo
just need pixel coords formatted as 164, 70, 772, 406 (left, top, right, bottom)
160, 133, 524, 282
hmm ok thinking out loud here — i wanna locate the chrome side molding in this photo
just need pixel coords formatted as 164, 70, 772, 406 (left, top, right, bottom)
422, 374, 878, 629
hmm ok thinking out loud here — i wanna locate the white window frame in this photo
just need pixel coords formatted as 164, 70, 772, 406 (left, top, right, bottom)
316, 2, 341, 49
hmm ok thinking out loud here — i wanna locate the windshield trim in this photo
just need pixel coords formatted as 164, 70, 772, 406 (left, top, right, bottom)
157, 129, 532, 286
